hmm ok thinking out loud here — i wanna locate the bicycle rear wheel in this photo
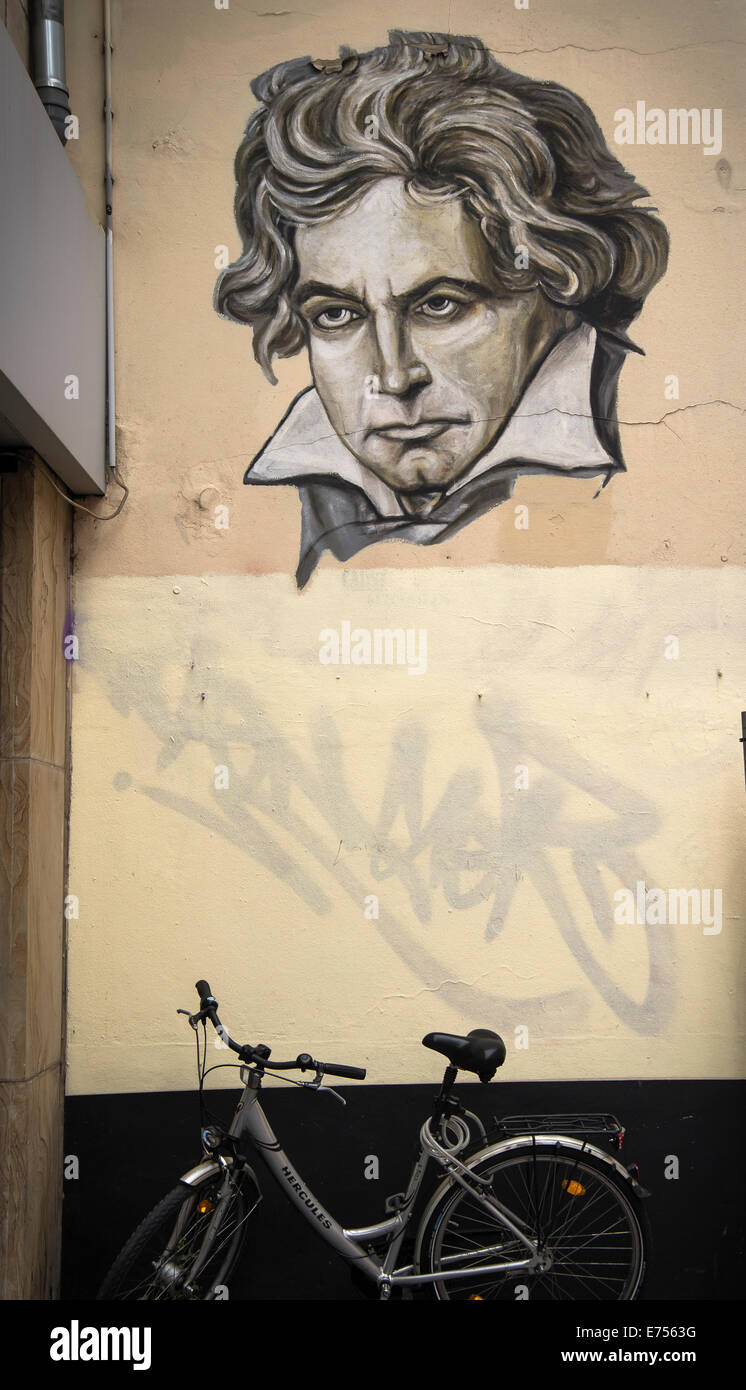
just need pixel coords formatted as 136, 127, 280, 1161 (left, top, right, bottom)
419, 1145, 649, 1301
97, 1166, 260, 1300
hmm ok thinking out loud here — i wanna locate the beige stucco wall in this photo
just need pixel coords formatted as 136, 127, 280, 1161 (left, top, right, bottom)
64, 0, 745, 1093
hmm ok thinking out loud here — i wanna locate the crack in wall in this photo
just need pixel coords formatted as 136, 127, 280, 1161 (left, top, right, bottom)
490, 42, 744, 57
378, 972, 494, 1003
199, 400, 745, 469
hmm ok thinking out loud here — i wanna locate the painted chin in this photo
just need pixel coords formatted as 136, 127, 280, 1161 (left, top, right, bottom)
363, 426, 475, 490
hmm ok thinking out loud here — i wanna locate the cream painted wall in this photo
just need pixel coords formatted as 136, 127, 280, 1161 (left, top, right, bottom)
66, 567, 745, 1093
63, 1, 745, 1093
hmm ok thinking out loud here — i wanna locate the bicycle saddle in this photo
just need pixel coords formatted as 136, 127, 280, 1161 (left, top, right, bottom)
422, 1029, 506, 1083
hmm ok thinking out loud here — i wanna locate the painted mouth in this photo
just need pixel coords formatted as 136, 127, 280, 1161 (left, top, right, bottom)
369, 418, 465, 443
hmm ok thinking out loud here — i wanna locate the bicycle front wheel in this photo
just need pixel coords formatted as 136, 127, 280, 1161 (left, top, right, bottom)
97, 1166, 260, 1300
419, 1145, 649, 1301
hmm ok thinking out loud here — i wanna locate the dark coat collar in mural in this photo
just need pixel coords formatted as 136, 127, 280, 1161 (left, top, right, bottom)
245, 323, 634, 588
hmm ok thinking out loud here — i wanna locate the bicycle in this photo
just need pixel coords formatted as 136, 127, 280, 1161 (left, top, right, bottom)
97, 980, 651, 1301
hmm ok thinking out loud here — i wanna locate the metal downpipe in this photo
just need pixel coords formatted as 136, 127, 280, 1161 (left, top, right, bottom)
30, 0, 71, 143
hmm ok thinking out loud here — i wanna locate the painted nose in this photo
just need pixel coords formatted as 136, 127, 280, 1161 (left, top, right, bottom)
374, 314, 430, 395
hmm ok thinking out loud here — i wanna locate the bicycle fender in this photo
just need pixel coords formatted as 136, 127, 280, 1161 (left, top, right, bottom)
179, 1155, 261, 1193
414, 1133, 647, 1272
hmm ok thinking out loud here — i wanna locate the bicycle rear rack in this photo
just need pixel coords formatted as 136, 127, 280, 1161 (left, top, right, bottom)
493, 1113, 625, 1150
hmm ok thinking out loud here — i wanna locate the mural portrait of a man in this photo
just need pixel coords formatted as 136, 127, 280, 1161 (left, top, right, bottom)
215, 29, 669, 587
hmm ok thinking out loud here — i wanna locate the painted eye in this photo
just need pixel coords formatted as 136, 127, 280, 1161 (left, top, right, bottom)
418, 295, 460, 319
313, 306, 358, 330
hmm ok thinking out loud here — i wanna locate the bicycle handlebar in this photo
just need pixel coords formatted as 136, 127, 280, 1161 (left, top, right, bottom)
189, 981, 366, 1081
318, 1062, 367, 1080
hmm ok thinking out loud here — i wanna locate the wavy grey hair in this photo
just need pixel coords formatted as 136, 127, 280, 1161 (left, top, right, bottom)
215, 29, 669, 383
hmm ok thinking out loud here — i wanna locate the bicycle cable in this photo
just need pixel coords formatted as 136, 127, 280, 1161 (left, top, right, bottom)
195, 1019, 231, 1130
200, 1063, 245, 1080
192, 1012, 347, 1135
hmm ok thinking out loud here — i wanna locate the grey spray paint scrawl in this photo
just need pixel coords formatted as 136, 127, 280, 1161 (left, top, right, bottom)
215, 29, 669, 587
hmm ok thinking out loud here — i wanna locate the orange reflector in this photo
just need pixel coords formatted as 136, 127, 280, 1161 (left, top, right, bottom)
562, 1179, 586, 1197
197, 1198, 214, 1215
468, 1295, 484, 1300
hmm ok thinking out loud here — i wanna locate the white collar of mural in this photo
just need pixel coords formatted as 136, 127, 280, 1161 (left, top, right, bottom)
246, 323, 619, 516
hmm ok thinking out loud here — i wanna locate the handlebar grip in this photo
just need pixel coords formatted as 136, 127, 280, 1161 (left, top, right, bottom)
321, 1062, 366, 1080
195, 980, 214, 1006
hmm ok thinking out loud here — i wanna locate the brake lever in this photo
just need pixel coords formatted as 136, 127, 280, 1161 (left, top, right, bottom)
177, 1007, 201, 1030
302, 1067, 346, 1106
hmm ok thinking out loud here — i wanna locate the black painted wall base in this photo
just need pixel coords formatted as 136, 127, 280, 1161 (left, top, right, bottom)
62, 1079, 745, 1300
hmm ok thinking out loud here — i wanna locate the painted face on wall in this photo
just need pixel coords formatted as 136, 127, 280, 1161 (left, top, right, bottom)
293, 177, 571, 499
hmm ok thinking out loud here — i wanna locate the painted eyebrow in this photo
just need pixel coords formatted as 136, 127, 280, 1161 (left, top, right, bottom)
293, 276, 493, 310
401, 276, 494, 305
293, 280, 364, 308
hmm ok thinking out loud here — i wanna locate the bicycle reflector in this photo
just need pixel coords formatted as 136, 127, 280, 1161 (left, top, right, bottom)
197, 1198, 214, 1215
562, 1179, 586, 1197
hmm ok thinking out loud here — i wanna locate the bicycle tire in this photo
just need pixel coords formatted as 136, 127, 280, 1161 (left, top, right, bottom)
97, 1166, 259, 1301
418, 1144, 650, 1301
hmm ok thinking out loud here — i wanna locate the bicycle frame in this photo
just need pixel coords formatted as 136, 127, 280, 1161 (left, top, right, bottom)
182, 1067, 540, 1295
104, 989, 649, 1302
